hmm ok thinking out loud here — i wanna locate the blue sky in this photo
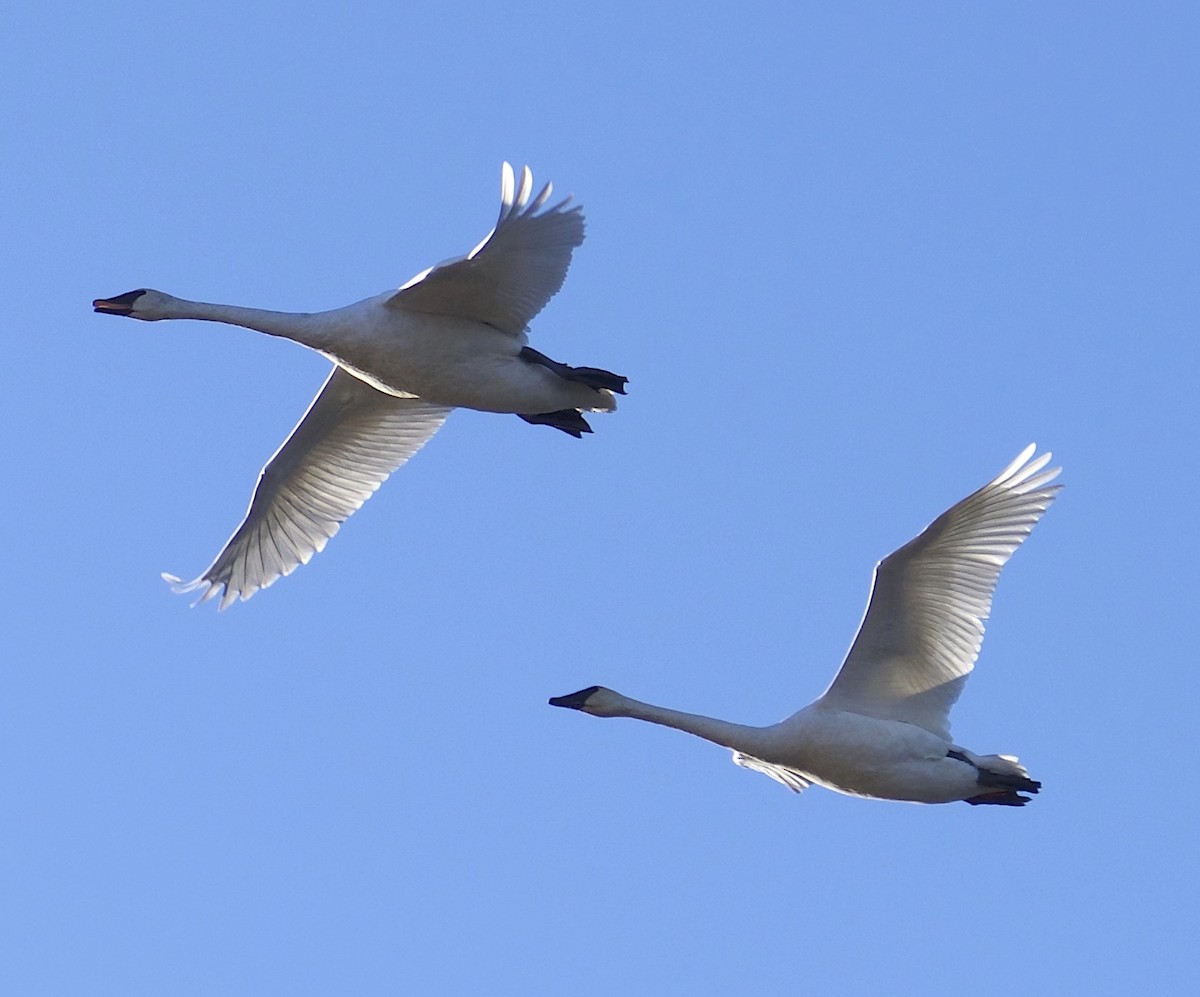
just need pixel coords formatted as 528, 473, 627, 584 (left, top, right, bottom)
4, 2, 1197, 994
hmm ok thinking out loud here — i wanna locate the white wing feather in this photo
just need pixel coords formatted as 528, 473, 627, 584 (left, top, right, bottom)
388, 162, 585, 335
732, 752, 813, 793
817, 444, 1062, 739
166, 367, 451, 609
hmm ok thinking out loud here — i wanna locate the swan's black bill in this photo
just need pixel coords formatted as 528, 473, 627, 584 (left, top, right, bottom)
548, 686, 601, 710
93, 289, 147, 315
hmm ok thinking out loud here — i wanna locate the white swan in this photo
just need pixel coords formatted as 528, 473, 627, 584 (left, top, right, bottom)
551, 445, 1061, 807
94, 163, 626, 609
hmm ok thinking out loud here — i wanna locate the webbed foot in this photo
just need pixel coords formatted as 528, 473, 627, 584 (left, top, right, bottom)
520, 346, 628, 395
518, 409, 594, 437
964, 791, 1033, 807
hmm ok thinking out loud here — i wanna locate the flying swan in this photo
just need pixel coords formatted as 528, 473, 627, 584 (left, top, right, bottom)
94, 163, 626, 609
551, 445, 1061, 806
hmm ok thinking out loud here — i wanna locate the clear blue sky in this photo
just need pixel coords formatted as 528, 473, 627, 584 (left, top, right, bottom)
4, 2, 1196, 994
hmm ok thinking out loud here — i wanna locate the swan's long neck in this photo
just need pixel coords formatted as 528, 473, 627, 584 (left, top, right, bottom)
157, 296, 339, 353
612, 695, 774, 757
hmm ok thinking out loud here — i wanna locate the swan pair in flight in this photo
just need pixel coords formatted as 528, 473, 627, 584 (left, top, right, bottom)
96, 163, 1062, 807
95, 163, 626, 609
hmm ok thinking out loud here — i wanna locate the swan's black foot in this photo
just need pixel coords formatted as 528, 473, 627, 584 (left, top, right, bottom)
520, 346, 628, 395
950, 749, 1040, 805
964, 791, 1034, 807
976, 767, 1041, 795
518, 409, 594, 438
567, 366, 629, 394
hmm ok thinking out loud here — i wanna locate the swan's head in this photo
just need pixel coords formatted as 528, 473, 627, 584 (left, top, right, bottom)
548, 685, 625, 717
93, 288, 171, 320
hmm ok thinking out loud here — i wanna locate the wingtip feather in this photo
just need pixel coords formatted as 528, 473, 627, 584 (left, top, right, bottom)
498, 162, 516, 221
991, 444, 1063, 497
515, 165, 533, 208
162, 570, 227, 609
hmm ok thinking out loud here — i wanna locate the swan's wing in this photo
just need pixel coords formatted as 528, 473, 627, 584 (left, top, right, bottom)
166, 367, 451, 610
732, 753, 813, 794
817, 445, 1062, 740
387, 162, 585, 335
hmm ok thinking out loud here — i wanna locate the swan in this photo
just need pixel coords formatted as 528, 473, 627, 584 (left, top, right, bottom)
551, 445, 1061, 807
94, 163, 626, 609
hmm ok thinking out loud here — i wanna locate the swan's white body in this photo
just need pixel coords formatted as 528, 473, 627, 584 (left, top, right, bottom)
551, 445, 1062, 807
94, 164, 624, 609
146, 298, 607, 414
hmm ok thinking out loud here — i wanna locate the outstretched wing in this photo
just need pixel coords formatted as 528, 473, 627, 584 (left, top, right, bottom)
387, 162, 585, 335
166, 367, 451, 609
817, 445, 1062, 740
732, 752, 813, 794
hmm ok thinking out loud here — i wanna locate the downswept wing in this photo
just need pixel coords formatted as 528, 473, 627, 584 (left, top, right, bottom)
817, 445, 1062, 740
388, 162, 585, 335
167, 367, 451, 609
732, 752, 813, 794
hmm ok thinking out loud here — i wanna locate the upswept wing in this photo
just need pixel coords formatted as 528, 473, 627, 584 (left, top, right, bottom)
387, 162, 585, 335
166, 367, 451, 609
817, 445, 1062, 740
